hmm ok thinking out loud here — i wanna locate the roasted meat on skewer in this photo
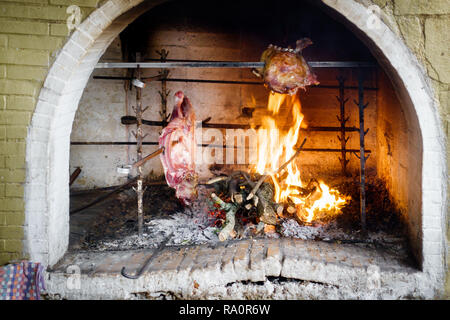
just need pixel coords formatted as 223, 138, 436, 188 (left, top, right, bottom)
254, 38, 319, 95
159, 91, 198, 205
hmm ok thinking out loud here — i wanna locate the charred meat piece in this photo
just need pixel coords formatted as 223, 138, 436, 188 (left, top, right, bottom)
159, 91, 198, 205
254, 38, 319, 95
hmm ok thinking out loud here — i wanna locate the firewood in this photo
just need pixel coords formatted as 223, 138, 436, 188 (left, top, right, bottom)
287, 205, 297, 215
234, 193, 244, 204
206, 176, 228, 184
253, 195, 259, 207
295, 185, 323, 223
256, 183, 277, 225
246, 172, 269, 201
257, 197, 277, 225
264, 224, 276, 234
274, 203, 284, 215
228, 178, 239, 203
210, 193, 238, 241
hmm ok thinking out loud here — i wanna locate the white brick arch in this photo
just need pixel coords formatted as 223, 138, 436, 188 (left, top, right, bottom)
25, 0, 446, 289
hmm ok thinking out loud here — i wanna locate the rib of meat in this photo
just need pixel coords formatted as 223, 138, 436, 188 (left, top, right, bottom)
254, 38, 319, 95
159, 91, 198, 205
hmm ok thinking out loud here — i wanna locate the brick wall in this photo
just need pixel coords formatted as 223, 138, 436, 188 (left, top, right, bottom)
0, 0, 100, 264
0, 0, 448, 297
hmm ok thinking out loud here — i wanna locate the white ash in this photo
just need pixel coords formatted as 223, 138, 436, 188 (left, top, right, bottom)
92, 215, 220, 251
279, 219, 364, 241
91, 187, 220, 251
280, 219, 323, 240
279, 219, 407, 247
88, 186, 407, 253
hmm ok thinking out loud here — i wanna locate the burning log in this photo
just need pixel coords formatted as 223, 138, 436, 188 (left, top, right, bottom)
286, 205, 297, 215
264, 224, 276, 234
274, 203, 284, 215
294, 181, 323, 224
204, 164, 349, 238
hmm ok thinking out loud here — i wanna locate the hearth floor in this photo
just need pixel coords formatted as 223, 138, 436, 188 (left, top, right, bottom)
44, 237, 428, 299
52, 237, 417, 276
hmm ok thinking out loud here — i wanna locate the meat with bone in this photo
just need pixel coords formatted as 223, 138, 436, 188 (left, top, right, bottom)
254, 38, 319, 95
159, 91, 198, 205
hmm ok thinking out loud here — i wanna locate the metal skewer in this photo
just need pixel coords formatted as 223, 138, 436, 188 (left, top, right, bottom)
95, 61, 376, 69
353, 70, 370, 236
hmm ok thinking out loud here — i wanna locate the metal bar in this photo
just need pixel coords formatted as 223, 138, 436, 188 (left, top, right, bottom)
69, 167, 81, 186
96, 61, 263, 69
306, 126, 360, 132
157, 49, 170, 127
310, 61, 376, 68
337, 76, 350, 176
71, 141, 159, 145
69, 142, 371, 153
121, 115, 361, 131
95, 61, 376, 69
302, 148, 371, 153
70, 177, 138, 215
164, 78, 379, 91
144, 58, 378, 69
92, 75, 378, 91
134, 66, 144, 237
356, 70, 368, 236
132, 147, 164, 168
165, 78, 262, 85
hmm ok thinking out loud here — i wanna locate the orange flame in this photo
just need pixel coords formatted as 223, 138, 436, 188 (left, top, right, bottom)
253, 92, 349, 224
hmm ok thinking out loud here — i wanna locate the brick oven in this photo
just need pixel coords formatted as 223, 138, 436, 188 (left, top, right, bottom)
3, 0, 445, 300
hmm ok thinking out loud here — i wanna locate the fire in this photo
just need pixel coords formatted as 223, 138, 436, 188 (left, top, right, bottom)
253, 92, 349, 224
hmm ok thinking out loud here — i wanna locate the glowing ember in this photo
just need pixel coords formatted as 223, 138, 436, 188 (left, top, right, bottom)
253, 92, 349, 224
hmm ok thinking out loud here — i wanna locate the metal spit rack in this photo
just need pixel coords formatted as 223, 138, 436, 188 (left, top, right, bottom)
73, 55, 375, 235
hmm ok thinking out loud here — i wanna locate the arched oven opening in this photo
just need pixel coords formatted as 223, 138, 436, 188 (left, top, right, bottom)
38, 0, 444, 299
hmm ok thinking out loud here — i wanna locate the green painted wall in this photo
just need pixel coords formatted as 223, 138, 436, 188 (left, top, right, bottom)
0, 0, 99, 264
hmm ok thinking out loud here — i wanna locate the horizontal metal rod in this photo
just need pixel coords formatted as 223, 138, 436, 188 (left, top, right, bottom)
71, 141, 235, 148
96, 62, 262, 69
302, 148, 371, 153
307, 126, 360, 132
95, 61, 376, 69
122, 116, 361, 131
165, 78, 378, 91
92, 75, 378, 91
70, 141, 371, 153
71, 141, 158, 145
144, 58, 378, 69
